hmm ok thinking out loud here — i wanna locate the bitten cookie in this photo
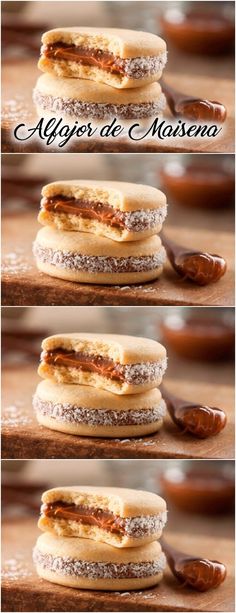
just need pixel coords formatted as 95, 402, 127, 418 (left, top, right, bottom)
39, 180, 167, 242
33, 532, 166, 590
38, 486, 167, 548
33, 73, 166, 120
33, 381, 166, 437
33, 227, 166, 285
38, 333, 167, 395
38, 27, 167, 89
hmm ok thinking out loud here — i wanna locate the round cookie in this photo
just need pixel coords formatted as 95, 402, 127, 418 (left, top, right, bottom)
38, 27, 167, 89
33, 381, 166, 437
33, 73, 166, 120
39, 180, 168, 242
33, 532, 166, 590
38, 485, 167, 548
33, 227, 166, 285
38, 332, 167, 395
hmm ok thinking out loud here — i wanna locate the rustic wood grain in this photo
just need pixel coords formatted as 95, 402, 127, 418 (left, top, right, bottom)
2, 59, 234, 153
2, 212, 234, 306
2, 518, 234, 612
2, 364, 234, 459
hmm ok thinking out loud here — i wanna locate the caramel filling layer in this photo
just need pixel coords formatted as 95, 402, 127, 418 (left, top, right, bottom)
43, 43, 125, 75
42, 195, 126, 229
42, 501, 125, 534
42, 349, 125, 382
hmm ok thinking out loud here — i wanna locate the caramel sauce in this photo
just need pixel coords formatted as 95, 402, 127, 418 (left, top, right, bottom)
175, 99, 227, 123
174, 252, 227, 285
161, 386, 227, 438
43, 43, 124, 75
161, 233, 227, 286
42, 349, 125, 382
42, 195, 125, 228
42, 501, 125, 534
161, 538, 227, 592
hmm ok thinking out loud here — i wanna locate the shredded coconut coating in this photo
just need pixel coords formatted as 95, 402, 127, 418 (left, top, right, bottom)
119, 358, 167, 384
33, 548, 166, 579
33, 396, 166, 426
33, 243, 166, 274
120, 52, 167, 79
120, 511, 167, 537
33, 89, 166, 119
117, 206, 167, 232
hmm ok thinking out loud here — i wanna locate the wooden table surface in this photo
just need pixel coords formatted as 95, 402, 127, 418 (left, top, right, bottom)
2, 362, 234, 460
2, 212, 234, 306
2, 517, 234, 612
2, 59, 234, 153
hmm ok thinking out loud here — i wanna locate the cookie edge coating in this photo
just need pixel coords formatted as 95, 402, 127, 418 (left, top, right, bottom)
34, 392, 164, 437
35, 258, 164, 285
35, 562, 164, 590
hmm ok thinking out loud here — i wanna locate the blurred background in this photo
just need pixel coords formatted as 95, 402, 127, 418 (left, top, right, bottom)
2, 459, 235, 540
2, 305, 235, 386
2, 1, 234, 79
2, 153, 235, 233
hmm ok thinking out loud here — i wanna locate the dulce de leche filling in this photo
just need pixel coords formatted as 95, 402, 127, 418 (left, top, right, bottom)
42, 348, 126, 382
43, 43, 125, 75
42, 195, 126, 229
42, 501, 125, 535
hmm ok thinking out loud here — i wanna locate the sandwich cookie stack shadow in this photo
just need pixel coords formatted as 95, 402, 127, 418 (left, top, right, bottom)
33, 486, 167, 590
33, 180, 168, 284
33, 27, 167, 123
33, 332, 167, 437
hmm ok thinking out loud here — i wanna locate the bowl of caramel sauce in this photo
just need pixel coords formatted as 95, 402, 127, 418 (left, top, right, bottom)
160, 8, 235, 55
160, 161, 234, 210
161, 315, 234, 361
160, 467, 234, 514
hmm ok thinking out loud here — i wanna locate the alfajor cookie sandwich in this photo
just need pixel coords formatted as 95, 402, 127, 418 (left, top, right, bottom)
33, 227, 166, 285
33, 532, 166, 590
38, 486, 167, 548
38, 333, 167, 395
33, 381, 166, 437
38, 27, 167, 89
39, 180, 167, 242
33, 73, 166, 120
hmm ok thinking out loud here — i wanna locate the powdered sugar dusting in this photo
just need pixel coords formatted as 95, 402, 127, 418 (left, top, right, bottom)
2, 250, 32, 275
2, 96, 33, 127
2, 402, 32, 428
2, 554, 32, 581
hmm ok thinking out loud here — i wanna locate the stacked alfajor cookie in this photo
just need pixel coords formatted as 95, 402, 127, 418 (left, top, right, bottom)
33, 332, 167, 438
33, 27, 167, 122
33, 180, 168, 284
33, 485, 167, 590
